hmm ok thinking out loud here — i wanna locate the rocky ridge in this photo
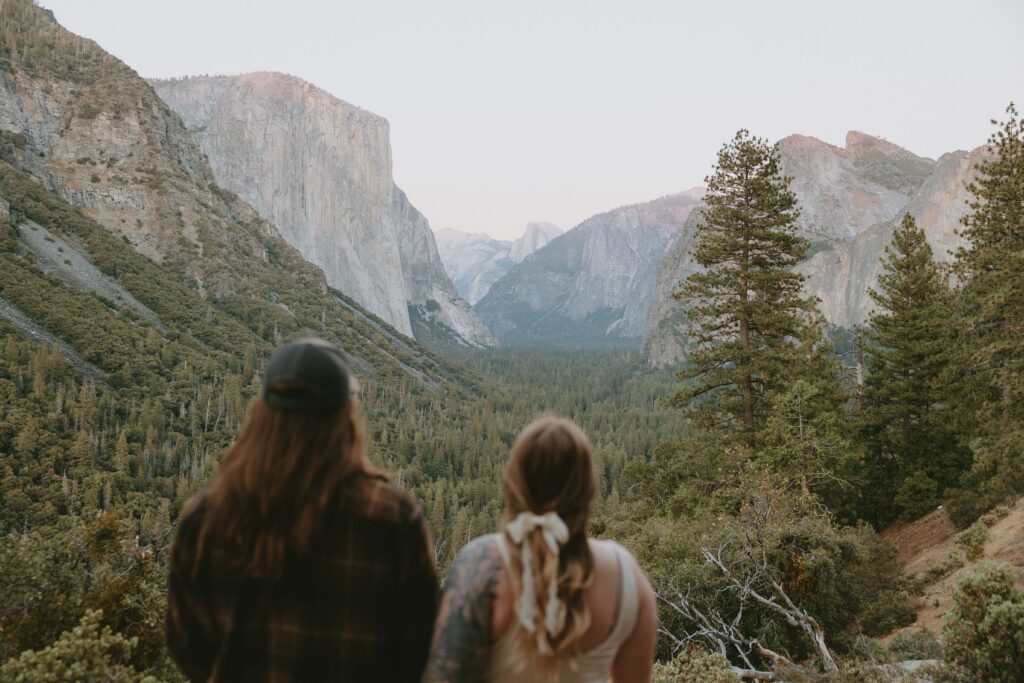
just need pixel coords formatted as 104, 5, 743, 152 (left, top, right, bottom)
644, 133, 980, 367
151, 73, 496, 348
475, 189, 704, 347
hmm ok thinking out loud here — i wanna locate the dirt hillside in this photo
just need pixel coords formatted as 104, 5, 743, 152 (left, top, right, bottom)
882, 497, 1024, 633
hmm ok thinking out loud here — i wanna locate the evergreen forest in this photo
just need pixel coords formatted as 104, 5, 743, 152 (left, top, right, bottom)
0, 4, 1021, 674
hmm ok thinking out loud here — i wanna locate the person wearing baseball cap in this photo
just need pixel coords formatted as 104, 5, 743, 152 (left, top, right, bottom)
167, 339, 439, 682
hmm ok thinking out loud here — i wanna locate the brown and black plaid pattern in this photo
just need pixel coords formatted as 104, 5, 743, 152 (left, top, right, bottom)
167, 476, 439, 682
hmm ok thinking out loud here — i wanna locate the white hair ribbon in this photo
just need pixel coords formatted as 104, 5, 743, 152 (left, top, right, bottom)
505, 511, 570, 638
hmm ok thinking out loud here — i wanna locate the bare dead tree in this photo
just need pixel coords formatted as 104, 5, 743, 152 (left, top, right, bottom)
701, 541, 838, 673
656, 580, 786, 680
655, 488, 840, 678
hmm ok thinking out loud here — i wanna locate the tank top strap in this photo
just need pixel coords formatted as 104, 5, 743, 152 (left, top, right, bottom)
605, 542, 640, 647
494, 532, 511, 567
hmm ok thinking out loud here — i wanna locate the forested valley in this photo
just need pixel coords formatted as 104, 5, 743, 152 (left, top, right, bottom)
2, 109, 1022, 681
0, 1, 1022, 680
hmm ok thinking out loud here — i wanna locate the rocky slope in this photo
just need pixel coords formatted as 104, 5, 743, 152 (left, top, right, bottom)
475, 189, 704, 347
0, 0, 474, 386
644, 133, 977, 367
151, 73, 496, 348
436, 221, 561, 304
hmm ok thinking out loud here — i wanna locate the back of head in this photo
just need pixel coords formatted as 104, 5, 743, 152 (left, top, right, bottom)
194, 339, 372, 580
502, 416, 597, 673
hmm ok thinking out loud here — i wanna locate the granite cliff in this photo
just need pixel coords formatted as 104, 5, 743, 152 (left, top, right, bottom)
435, 221, 562, 304
0, 0, 475, 384
475, 189, 704, 347
644, 133, 979, 367
151, 73, 496, 348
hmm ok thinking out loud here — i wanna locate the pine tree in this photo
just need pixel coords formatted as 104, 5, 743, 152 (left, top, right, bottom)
954, 103, 1024, 499
859, 214, 963, 523
672, 130, 818, 449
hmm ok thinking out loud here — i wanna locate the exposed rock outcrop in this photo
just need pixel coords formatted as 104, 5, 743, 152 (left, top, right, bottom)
436, 221, 562, 304
151, 73, 496, 348
475, 189, 704, 347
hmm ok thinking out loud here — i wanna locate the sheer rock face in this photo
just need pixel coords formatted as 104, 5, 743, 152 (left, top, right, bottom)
644, 133, 979, 367
474, 189, 704, 347
435, 221, 562, 304
152, 73, 496, 347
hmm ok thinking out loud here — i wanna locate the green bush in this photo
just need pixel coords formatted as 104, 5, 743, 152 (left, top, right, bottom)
979, 504, 1012, 528
0, 610, 156, 682
943, 487, 995, 527
953, 524, 987, 562
895, 471, 940, 520
888, 629, 942, 661
652, 647, 739, 683
916, 552, 965, 588
860, 590, 917, 636
938, 564, 1024, 682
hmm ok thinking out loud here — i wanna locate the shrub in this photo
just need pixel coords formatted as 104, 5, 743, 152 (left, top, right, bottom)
943, 487, 994, 527
888, 629, 942, 661
953, 524, 987, 561
0, 610, 156, 682
938, 564, 1024, 682
913, 552, 965, 590
860, 590, 917, 636
652, 647, 740, 683
895, 471, 940, 520
979, 504, 1012, 528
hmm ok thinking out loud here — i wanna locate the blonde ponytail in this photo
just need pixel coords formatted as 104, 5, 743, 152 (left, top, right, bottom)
502, 417, 597, 675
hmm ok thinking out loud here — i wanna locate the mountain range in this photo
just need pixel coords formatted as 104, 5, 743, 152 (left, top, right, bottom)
473, 189, 705, 348
460, 131, 976, 362
435, 222, 562, 304
0, 0, 982, 375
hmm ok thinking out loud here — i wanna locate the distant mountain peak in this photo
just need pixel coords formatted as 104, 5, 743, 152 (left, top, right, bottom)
845, 130, 923, 159
435, 222, 561, 304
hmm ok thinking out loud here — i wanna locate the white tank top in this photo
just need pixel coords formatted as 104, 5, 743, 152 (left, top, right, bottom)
487, 536, 639, 683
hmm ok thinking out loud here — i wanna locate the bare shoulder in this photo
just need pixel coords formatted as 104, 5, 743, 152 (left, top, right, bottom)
422, 534, 506, 682
592, 539, 655, 600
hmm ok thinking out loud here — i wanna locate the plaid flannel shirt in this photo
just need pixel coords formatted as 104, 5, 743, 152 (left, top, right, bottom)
166, 476, 439, 682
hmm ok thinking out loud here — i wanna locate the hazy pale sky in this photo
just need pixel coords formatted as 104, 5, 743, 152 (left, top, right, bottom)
43, 0, 1024, 240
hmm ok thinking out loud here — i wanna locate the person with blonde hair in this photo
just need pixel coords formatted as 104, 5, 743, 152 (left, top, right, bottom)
423, 417, 657, 682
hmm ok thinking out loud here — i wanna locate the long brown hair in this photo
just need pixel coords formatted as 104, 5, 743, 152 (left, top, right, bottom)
502, 416, 598, 670
193, 383, 373, 579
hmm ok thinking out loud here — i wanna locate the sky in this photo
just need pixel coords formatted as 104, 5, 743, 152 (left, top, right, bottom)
43, 0, 1024, 240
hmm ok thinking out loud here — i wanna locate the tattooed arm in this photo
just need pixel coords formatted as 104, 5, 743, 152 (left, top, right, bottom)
422, 535, 505, 683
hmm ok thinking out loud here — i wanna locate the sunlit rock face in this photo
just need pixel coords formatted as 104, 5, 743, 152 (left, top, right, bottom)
153, 73, 496, 347
644, 133, 979, 367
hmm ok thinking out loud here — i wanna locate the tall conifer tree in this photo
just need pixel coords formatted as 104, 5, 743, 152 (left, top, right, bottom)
859, 214, 964, 523
955, 103, 1024, 499
673, 130, 820, 449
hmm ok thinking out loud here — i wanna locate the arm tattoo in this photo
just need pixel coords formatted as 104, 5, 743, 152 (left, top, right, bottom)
422, 536, 504, 682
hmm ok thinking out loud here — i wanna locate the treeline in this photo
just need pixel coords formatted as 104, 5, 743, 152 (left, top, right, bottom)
608, 106, 1024, 680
